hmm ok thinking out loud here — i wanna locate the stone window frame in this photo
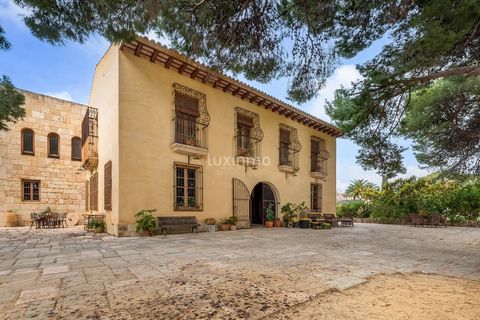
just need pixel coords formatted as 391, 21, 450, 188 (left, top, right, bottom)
22, 179, 41, 202
21, 128, 35, 156
71, 136, 82, 161
47, 132, 60, 159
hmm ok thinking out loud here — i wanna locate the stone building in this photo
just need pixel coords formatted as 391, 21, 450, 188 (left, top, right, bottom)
0, 90, 87, 226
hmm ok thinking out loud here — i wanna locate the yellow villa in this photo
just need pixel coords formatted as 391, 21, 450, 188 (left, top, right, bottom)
84, 37, 341, 236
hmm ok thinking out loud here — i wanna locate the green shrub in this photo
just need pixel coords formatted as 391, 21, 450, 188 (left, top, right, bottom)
337, 200, 369, 218
135, 209, 156, 233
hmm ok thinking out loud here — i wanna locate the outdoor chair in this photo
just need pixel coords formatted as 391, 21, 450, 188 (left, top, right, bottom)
30, 212, 42, 229
54, 212, 67, 228
429, 213, 447, 228
323, 214, 338, 227
410, 214, 425, 227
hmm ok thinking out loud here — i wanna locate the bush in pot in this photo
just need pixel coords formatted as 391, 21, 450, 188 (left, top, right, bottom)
218, 218, 231, 231
135, 209, 156, 236
265, 205, 275, 228
88, 219, 106, 233
281, 203, 296, 227
227, 216, 238, 230
205, 218, 217, 232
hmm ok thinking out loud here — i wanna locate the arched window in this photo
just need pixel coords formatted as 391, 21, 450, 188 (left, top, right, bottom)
21, 128, 35, 155
71, 137, 82, 161
48, 133, 60, 158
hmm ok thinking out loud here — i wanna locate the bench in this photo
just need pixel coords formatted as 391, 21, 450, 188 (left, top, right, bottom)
157, 216, 199, 236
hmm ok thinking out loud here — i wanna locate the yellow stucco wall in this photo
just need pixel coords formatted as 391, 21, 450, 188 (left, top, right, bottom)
99, 47, 337, 234
88, 45, 120, 235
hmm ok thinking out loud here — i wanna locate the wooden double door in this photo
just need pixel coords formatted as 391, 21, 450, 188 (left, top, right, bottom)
233, 179, 277, 227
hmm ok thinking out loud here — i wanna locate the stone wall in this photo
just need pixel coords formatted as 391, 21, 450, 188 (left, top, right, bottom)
0, 90, 87, 226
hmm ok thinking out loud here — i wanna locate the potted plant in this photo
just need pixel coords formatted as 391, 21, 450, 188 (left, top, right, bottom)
135, 209, 156, 236
273, 218, 282, 227
281, 203, 296, 227
185, 132, 196, 146
205, 218, 217, 232
218, 218, 231, 231
88, 219, 105, 233
228, 216, 238, 230
265, 205, 275, 228
299, 218, 311, 229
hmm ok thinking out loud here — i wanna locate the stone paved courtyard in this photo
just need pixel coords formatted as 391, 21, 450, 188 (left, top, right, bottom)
0, 224, 479, 319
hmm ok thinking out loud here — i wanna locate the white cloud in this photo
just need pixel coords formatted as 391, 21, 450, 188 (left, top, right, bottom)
308, 64, 362, 121
0, 0, 30, 26
45, 91, 73, 102
143, 30, 172, 47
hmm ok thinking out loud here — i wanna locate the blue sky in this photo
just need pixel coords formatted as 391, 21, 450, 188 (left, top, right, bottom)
0, 0, 428, 191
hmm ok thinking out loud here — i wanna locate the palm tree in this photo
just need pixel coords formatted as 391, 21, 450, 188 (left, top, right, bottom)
345, 179, 377, 200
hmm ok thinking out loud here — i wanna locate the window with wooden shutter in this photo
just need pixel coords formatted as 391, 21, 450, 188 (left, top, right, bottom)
48, 133, 60, 158
173, 163, 203, 211
85, 180, 89, 211
311, 183, 322, 212
89, 173, 98, 211
21, 128, 34, 155
175, 92, 199, 117
104, 161, 112, 211
279, 128, 291, 165
236, 114, 253, 156
72, 137, 82, 161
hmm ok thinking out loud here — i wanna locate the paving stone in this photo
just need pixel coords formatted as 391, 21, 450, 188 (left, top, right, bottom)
42, 265, 70, 275
15, 286, 59, 305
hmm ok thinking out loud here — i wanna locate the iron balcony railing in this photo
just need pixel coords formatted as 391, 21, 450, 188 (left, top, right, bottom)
311, 155, 328, 176
174, 113, 207, 149
235, 133, 261, 158
279, 145, 299, 169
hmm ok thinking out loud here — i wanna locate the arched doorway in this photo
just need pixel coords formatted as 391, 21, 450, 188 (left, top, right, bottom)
251, 182, 277, 225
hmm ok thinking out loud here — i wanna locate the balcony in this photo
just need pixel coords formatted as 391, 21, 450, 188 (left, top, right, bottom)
235, 133, 261, 167
170, 113, 208, 157
81, 107, 98, 171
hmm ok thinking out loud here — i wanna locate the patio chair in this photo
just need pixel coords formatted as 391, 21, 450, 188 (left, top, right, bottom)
410, 214, 425, 227
54, 212, 67, 228
323, 214, 338, 227
429, 213, 447, 228
29, 212, 42, 229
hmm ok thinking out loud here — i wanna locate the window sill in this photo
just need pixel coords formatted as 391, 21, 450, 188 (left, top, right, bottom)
21, 152, 35, 156
278, 165, 299, 174
311, 171, 327, 179
236, 156, 260, 167
170, 142, 208, 157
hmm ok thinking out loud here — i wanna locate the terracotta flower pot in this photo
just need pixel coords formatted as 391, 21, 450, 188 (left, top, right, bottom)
140, 230, 152, 236
273, 219, 282, 228
230, 225, 237, 231
219, 224, 231, 231
94, 227, 104, 234
265, 221, 273, 228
